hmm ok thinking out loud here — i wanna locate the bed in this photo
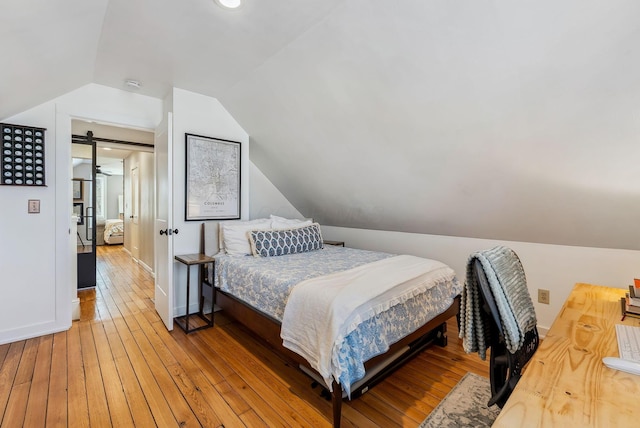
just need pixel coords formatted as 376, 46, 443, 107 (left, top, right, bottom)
205, 217, 462, 427
103, 219, 124, 245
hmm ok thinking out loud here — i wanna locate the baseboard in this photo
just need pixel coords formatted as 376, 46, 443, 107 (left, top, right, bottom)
138, 260, 153, 275
538, 325, 549, 339
72, 297, 81, 321
0, 320, 71, 346
127, 253, 154, 277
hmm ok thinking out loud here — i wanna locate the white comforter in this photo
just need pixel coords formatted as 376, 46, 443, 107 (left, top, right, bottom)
280, 254, 456, 391
104, 219, 124, 235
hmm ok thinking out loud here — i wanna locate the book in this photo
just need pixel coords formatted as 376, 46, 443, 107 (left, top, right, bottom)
625, 294, 640, 314
624, 311, 640, 320
628, 286, 640, 306
622, 297, 640, 320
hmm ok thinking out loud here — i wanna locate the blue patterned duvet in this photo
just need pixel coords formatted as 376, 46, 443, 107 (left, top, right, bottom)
214, 245, 461, 395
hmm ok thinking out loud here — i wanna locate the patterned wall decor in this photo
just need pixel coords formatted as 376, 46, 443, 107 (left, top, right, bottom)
1, 122, 46, 186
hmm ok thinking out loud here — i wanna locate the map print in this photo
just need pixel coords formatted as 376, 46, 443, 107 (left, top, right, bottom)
186, 135, 240, 220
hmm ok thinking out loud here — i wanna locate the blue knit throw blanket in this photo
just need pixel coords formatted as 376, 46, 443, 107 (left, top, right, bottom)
459, 246, 537, 360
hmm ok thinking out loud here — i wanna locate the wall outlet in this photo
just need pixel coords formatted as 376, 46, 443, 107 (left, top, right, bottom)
538, 289, 550, 305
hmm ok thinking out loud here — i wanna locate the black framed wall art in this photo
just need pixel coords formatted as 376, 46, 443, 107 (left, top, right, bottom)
185, 133, 241, 221
72, 178, 83, 200
73, 202, 84, 225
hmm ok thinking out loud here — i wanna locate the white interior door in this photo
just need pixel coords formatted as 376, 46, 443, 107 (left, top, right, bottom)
154, 112, 174, 330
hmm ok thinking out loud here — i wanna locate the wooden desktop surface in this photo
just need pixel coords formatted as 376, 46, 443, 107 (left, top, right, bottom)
493, 283, 640, 427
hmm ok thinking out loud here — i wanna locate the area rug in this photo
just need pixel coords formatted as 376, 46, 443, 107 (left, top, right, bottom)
419, 373, 501, 428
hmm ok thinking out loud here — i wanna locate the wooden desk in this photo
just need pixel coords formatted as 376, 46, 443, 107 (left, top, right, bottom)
493, 283, 640, 427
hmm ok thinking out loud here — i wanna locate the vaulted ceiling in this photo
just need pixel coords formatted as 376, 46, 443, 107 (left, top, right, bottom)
2, 0, 639, 249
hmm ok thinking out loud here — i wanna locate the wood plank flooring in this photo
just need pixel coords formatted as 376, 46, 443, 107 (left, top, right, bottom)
0, 244, 489, 427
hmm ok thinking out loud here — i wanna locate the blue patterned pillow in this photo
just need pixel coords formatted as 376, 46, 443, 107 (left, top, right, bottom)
249, 223, 324, 257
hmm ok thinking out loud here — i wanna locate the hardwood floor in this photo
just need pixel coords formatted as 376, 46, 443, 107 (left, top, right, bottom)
0, 244, 489, 427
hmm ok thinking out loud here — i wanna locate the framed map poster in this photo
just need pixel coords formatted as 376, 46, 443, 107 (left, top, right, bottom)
185, 133, 241, 221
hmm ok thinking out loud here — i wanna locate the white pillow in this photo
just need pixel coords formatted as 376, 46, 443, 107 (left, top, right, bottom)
220, 219, 272, 256
218, 218, 269, 250
270, 214, 313, 230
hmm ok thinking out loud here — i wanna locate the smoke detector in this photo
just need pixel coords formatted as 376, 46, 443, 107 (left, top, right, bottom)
124, 79, 141, 89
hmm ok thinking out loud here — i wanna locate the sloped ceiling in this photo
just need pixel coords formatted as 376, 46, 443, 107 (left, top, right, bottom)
2, 1, 639, 249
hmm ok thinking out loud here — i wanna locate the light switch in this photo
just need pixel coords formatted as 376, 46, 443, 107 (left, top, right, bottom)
28, 199, 40, 213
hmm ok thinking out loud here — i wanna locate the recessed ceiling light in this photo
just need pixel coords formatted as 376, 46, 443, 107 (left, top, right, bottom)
215, 0, 242, 9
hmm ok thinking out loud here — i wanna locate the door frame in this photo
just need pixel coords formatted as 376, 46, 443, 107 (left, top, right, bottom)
71, 132, 97, 289
63, 115, 164, 324
129, 164, 140, 261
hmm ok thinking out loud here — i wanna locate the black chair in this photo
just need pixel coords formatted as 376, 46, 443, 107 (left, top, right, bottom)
471, 257, 539, 408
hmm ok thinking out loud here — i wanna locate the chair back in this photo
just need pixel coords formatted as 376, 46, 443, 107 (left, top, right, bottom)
471, 252, 539, 408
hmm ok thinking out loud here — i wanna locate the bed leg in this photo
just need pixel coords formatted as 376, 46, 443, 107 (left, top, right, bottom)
436, 322, 448, 347
331, 380, 342, 428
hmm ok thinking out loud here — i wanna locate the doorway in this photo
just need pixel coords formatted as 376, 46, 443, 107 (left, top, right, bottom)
71, 120, 156, 288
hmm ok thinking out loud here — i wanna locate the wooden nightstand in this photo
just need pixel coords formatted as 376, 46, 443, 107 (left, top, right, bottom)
324, 240, 345, 247
174, 253, 215, 333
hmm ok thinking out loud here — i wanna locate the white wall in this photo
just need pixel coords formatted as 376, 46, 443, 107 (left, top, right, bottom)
249, 162, 304, 220
169, 88, 250, 316
320, 226, 640, 334
0, 83, 162, 345
0, 102, 58, 343
106, 175, 123, 220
